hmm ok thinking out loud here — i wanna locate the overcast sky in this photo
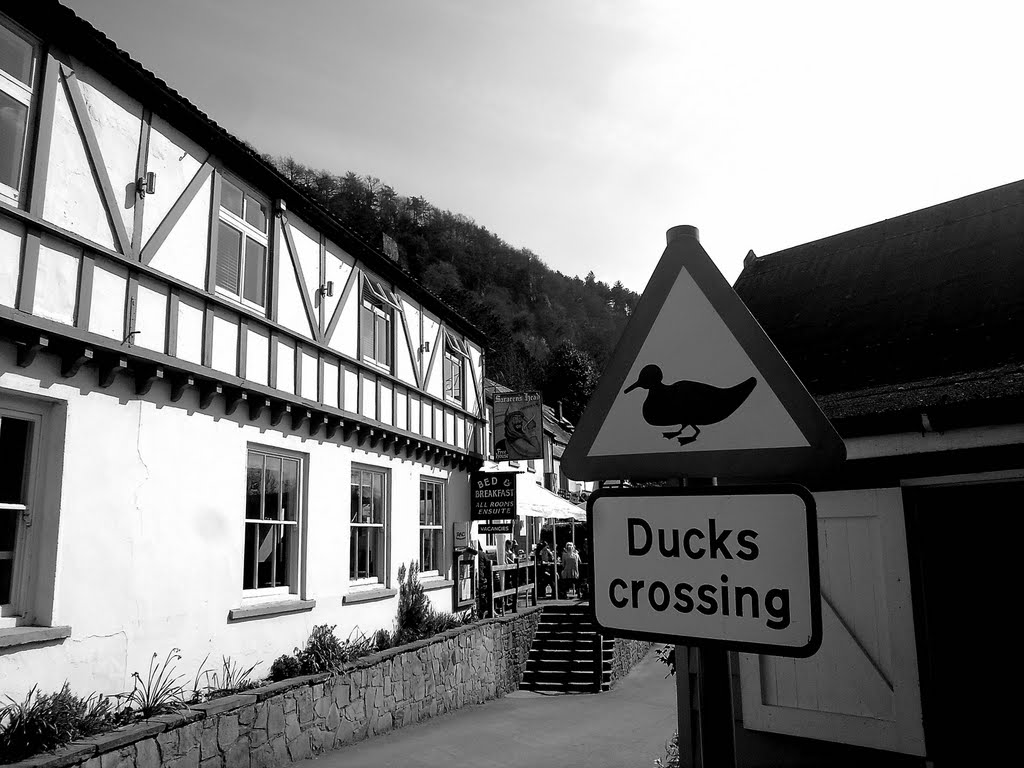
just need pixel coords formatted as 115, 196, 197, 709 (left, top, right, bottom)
64, 0, 1024, 292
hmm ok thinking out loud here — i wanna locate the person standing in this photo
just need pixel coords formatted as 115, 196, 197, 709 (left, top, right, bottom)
560, 542, 581, 598
537, 540, 555, 598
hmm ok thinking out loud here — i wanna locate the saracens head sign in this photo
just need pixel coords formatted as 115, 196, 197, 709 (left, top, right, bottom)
587, 485, 821, 657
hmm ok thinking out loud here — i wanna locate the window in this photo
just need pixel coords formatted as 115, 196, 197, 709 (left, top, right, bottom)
0, 21, 36, 204
243, 447, 303, 594
442, 331, 468, 406
215, 176, 268, 308
351, 466, 388, 583
419, 478, 445, 576
360, 280, 398, 370
0, 413, 31, 610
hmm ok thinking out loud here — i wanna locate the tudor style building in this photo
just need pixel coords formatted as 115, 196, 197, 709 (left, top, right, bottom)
0, 4, 487, 699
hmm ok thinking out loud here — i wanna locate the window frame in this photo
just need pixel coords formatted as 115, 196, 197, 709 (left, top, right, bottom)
350, 464, 390, 587
442, 330, 468, 407
418, 477, 446, 578
0, 407, 40, 621
0, 390, 64, 631
242, 444, 306, 599
213, 172, 270, 312
360, 279, 399, 372
0, 18, 39, 206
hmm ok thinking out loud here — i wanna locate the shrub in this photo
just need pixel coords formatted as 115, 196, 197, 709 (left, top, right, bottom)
654, 732, 680, 768
655, 645, 675, 677
392, 562, 435, 645
269, 654, 303, 682
0, 684, 113, 763
204, 657, 261, 699
371, 628, 393, 653
390, 562, 477, 646
77, 694, 114, 737
295, 625, 347, 674
116, 649, 187, 718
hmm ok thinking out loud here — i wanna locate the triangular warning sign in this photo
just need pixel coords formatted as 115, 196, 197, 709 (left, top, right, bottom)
562, 226, 845, 482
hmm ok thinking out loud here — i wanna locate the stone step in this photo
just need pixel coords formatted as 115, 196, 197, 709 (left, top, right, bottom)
521, 672, 597, 688
525, 662, 600, 675
538, 622, 598, 633
537, 627, 598, 636
520, 683, 597, 695
539, 608, 591, 618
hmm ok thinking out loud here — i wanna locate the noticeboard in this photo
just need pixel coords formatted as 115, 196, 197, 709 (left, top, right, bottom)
587, 485, 821, 657
470, 471, 517, 520
493, 391, 543, 461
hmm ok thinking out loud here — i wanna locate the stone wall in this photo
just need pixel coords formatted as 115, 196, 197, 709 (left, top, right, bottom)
8, 610, 541, 768
608, 638, 653, 686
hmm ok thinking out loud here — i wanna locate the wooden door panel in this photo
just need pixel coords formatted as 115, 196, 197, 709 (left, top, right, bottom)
739, 488, 925, 756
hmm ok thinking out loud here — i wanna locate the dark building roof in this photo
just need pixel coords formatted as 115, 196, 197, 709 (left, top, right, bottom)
6, 2, 485, 344
735, 179, 1024, 433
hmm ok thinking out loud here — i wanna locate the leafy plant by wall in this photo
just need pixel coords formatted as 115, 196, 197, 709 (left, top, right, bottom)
269, 654, 303, 682
0, 684, 112, 764
295, 625, 348, 675
203, 657, 261, 699
116, 649, 188, 718
392, 562, 473, 646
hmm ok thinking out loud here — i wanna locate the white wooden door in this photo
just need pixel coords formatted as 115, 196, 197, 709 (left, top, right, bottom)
738, 488, 925, 756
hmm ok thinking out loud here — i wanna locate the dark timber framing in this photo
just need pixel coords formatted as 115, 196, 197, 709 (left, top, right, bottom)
140, 161, 214, 264
399, 308, 423, 389
281, 219, 321, 343
76, 253, 94, 331
324, 263, 358, 345
26, 47, 59, 217
17, 230, 41, 313
421, 322, 444, 394
130, 108, 152, 257
61, 65, 132, 258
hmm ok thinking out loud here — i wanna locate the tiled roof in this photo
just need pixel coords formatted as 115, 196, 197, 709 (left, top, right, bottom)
7, 2, 484, 343
735, 179, 1024, 424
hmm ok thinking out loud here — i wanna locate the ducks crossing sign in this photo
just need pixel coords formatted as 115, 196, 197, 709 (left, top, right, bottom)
561, 225, 845, 482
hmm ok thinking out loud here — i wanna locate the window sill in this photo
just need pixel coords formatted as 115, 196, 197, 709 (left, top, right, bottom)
419, 578, 454, 592
227, 599, 316, 622
343, 587, 397, 605
361, 357, 392, 375
0, 625, 72, 649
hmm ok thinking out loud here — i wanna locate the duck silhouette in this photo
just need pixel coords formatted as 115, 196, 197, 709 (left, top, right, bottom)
623, 364, 757, 445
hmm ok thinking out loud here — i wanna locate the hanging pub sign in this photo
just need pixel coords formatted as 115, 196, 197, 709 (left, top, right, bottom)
470, 471, 517, 520
493, 391, 543, 461
478, 520, 516, 535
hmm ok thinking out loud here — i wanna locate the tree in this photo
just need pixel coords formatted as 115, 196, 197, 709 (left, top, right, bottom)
267, 155, 640, 399
542, 341, 598, 423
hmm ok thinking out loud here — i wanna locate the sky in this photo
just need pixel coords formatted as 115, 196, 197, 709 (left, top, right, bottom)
64, 0, 1024, 292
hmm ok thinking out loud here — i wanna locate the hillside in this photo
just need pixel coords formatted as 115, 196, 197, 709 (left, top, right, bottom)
272, 157, 638, 421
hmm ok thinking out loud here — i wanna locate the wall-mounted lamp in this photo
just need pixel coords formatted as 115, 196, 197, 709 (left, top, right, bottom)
419, 340, 431, 354
136, 171, 156, 198
318, 281, 334, 298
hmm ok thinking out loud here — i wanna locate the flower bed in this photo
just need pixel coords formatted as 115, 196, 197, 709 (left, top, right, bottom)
1, 609, 542, 768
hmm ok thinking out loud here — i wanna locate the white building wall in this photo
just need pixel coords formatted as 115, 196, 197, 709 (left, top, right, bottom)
0, 344, 471, 701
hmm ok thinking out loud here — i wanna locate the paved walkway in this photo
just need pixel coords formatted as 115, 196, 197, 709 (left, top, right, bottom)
309, 648, 676, 768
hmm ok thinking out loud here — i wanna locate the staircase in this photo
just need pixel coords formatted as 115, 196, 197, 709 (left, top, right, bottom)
520, 603, 614, 694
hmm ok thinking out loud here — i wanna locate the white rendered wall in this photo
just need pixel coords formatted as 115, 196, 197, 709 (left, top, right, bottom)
0, 344, 471, 702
